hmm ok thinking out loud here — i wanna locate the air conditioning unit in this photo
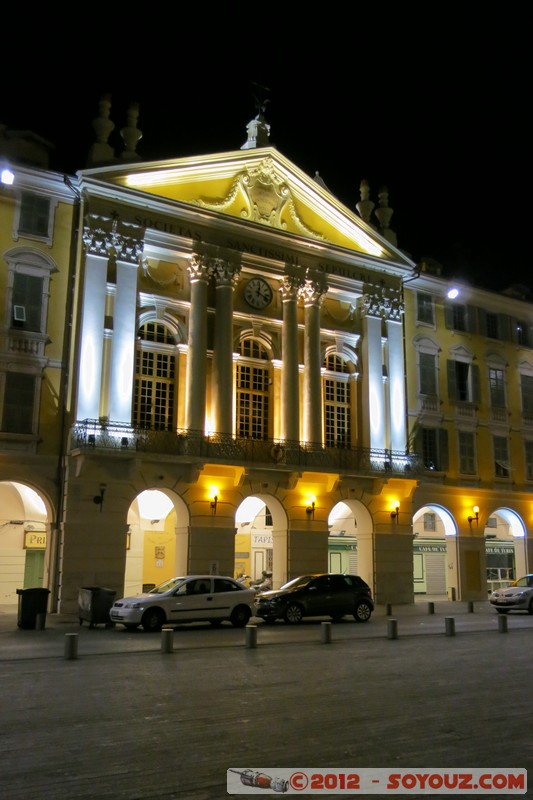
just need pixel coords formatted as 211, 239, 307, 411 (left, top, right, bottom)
13, 305, 26, 322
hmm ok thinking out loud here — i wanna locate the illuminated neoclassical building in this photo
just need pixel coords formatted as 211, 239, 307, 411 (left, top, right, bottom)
1, 102, 532, 614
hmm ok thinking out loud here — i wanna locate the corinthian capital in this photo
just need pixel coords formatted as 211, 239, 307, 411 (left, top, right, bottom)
279, 273, 304, 301
82, 214, 114, 257
188, 253, 213, 283
211, 258, 242, 288
111, 220, 145, 265
300, 269, 328, 307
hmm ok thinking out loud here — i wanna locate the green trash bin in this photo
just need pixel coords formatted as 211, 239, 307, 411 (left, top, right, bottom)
16, 588, 50, 629
78, 586, 116, 628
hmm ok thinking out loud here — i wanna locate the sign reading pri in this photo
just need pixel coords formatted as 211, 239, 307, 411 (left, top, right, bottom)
24, 531, 46, 549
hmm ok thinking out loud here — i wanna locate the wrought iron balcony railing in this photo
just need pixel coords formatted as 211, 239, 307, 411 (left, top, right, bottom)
70, 419, 425, 477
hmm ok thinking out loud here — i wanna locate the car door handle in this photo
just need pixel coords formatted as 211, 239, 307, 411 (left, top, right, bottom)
206, 596, 213, 602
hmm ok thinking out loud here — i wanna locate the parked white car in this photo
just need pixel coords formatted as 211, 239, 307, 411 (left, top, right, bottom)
109, 575, 256, 632
489, 575, 533, 614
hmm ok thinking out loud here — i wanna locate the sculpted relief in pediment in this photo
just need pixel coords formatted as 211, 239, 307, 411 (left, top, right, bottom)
194, 158, 327, 241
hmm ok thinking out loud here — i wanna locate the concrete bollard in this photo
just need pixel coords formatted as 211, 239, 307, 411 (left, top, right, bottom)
320, 621, 332, 644
245, 624, 257, 649
445, 617, 455, 637
387, 619, 398, 639
35, 613, 46, 630
161, 627, 174, 653
428, 602, 435, 615
468, 601, 474, 613
64, 633, 78, 660
498, 614, 508, 633
386, 603, 393, 616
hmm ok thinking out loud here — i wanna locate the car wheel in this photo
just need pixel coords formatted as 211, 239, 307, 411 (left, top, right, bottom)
124, 623, 139, 631
284, 603, 303, 624
230, 605, 251, 627
496, 608, 509, 614
528, 600, 533, 615
354, 600, 372, 623
141, 608, 165, 632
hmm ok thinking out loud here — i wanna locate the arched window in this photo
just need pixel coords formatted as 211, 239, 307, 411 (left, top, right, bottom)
323, 354, 351, 447
236, 339, 270, 439
134, 323, 175, 430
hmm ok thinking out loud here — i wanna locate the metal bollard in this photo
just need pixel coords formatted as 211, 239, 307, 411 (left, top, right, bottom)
387, 619, 398, 639
445, 617, 455, 636
428, 602, 435, 615
64, 633, 78, 660
320, 621, 332, 644
468, 601, 474, 613
161, 627, 174, 653
245, 624, 257, 649
498, 614, 508, 633
35, 613, 46, 630
386, 603, 393, 616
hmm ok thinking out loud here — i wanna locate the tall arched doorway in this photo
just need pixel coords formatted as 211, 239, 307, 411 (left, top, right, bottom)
0, 481, 51, 605
124, 489, 189, 595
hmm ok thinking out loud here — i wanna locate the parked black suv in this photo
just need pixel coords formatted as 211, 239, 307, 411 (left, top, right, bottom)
254, 573, 374, 624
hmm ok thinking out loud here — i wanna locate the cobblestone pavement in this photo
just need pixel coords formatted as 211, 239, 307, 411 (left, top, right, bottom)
1, 601, 531, 799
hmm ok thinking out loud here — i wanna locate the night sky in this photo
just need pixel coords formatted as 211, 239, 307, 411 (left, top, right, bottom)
3, 13, 528, 295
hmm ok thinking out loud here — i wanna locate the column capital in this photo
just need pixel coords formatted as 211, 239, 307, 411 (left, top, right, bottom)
279, 273, 304, 301
361, 285, 403, 320
83, 214, 145, 263
300, 269, 328, 307
111, 220, 145, 265
211, 258, 241, 288
188, 253, 213, 283
82, 213, 113, 257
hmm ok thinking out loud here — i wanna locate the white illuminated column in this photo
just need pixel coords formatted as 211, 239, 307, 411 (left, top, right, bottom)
360, 295, 385, 451
302, 272, 327, 445
108, 228, 143, 423
76, 225, 109, 421
212, 259, 240, 434
386, 311, 406, 454
280, 273, 302, 442
185, 255, 211, 432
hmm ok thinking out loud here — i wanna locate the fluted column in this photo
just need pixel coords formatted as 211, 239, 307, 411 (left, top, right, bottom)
108, 221, 144, 424
211, 258, 241, 435
279, 271, 303, 442
360, 290, 386, 451
384, 290, 406, 453
301, 270, 328, 445
76, 216, 112, 421
185, 255, 211, 432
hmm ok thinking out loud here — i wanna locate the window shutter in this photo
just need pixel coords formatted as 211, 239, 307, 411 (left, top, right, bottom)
477, 308, 487, 336
438, 428, 449, 471
471, 364, 481, 403
447, 359, 457, 400
467, 305, 478, 334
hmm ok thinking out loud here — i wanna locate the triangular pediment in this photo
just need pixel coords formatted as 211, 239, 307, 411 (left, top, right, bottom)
80, 147, 413, 266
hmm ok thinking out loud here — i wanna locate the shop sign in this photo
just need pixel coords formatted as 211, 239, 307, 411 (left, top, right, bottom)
413, 544, 447, 553
252, 534, 273, 546
23, 531, 46, 549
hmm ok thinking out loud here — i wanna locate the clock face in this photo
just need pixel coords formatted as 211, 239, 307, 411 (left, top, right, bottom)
243, 278, 273, 309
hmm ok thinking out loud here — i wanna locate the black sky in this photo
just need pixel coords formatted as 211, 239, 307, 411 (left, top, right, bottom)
3, 12, 529, 295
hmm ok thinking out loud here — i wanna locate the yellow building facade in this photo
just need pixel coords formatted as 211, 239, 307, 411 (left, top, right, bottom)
1, 107, 531, 614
